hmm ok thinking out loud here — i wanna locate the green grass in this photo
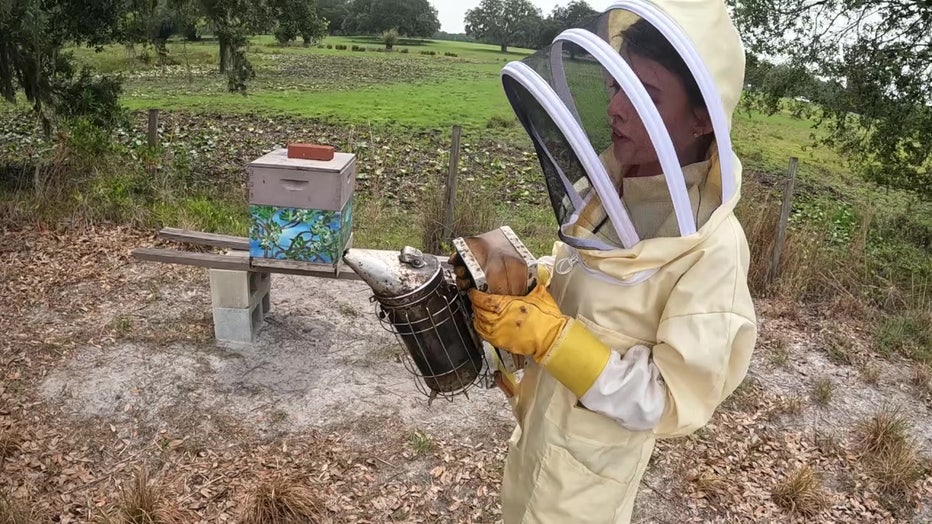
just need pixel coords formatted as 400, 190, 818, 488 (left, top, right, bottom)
876, 311, 932, 364
73, 35, 529, 130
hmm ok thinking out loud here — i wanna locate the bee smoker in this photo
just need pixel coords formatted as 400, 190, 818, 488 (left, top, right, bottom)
343, 246, 486, 401
343, 227, 536, 402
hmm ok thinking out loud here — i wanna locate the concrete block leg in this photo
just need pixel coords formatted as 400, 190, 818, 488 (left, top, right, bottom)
209, 269, 272, 343
210, 269, 272, 309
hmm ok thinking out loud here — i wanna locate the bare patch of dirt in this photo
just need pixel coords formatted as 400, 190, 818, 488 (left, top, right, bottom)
2, 227, 930, 522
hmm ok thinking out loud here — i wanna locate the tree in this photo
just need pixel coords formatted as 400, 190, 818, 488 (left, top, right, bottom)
0, 0, 124, 136
465, 0, 541, 53
343, 0, 439, 37
534, 0, 597, 49
317, 0, 350, 34
119, 0, 184, 65
197, 0, 272, 91
730, 0, 932, 197
272, 0, 327, 45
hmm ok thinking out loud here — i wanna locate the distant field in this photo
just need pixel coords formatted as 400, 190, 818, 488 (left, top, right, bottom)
71, 36, 533, 129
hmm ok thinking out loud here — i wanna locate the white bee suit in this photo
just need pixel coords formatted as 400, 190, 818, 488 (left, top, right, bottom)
497, 1, 757, 522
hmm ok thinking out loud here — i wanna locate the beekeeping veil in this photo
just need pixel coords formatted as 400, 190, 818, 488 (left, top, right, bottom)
501, 1, 743, 250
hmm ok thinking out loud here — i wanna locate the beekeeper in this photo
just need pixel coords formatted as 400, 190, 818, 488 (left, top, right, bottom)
453, 1, 758, 522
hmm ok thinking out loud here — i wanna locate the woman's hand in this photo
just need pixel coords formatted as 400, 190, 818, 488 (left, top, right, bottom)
447, 230, 531, 296
468, 284, 568, 360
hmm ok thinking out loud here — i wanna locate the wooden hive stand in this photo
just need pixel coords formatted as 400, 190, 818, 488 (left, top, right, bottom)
133, 227, 363, 343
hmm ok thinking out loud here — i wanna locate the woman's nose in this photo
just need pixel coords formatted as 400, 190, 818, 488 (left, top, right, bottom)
608, 90, 632, 121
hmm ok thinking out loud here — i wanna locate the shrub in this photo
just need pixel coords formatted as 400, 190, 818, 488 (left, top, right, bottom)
876, 310, 932, 363
381, 28, 399, 50
855, 406, 924, 509
239, 477, 324, 524
486, 114, 516, 129
420, 50, 436, 56
335, 44, 347, 50
444, 52, 458, 57
421, 177, 501, 255
274, 25, 297, 46
113, 467, 183, 523
326, 44, 333, 49
400, 48, 409, 54
771, 465, 829, 518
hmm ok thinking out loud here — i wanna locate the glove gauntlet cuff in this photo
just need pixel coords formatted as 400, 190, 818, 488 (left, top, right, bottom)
539, 319, 612, 398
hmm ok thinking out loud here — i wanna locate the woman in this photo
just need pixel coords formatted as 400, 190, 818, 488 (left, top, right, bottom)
457, 1, 757, 522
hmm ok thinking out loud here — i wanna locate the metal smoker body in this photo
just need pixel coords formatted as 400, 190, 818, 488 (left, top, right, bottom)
343, 247, 485, 401
344, 227, 537, 401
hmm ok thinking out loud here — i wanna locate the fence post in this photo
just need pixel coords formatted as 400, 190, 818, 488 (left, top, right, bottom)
442, 125, 462, 243
148, 109, 159, 148
768, 157, 799, 285
147, 109, 160, 177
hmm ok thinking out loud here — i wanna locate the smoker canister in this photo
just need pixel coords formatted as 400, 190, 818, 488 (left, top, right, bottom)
343, 247, 485, 397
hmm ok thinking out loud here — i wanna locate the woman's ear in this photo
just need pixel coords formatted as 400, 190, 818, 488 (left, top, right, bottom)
692, 108, 714, 136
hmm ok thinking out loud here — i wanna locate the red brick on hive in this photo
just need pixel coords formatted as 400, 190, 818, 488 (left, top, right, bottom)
287, 143, 335, 161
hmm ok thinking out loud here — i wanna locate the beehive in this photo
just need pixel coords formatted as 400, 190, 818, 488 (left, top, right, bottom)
247, 148, 356, 264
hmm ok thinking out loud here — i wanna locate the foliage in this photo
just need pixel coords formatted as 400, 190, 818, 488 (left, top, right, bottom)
317, 0, 351, 34
53, 70, 126, 130
272, 0, 328, 46
534, 0, 598, 49
876, 310, 932, 364
197, 0, 272, 93
381, 28, 399, 50
465, 0, 542, 53
342, 0, 439, 37
730, 0, 932, 198
0, 0, 123, 135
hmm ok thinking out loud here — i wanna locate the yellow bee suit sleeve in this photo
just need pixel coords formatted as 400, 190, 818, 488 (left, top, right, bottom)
652, 217, 758, 438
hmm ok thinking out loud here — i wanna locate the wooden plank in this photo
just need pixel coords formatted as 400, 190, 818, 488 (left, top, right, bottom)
251, 258, 361, 280
768, 157, 799, 284
132, 248, 249, 271
158, 227, 250, 250
135, 241, 449, 281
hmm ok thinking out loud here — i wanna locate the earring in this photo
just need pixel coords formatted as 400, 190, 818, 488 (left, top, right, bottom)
692, 131, 700, 138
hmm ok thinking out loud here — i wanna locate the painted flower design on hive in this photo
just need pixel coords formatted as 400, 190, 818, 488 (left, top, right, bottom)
250, 201, 350, 264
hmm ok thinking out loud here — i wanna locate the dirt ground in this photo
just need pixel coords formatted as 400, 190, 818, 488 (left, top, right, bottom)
1, 226, 930, 522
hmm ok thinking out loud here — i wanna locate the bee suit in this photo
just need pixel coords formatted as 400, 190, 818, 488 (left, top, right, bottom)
468, 1, 758, 522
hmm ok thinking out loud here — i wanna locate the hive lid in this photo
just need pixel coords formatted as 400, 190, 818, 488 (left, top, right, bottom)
248, 148, 355, 173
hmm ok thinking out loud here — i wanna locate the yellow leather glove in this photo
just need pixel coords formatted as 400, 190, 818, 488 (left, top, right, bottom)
468, 284, 612, 398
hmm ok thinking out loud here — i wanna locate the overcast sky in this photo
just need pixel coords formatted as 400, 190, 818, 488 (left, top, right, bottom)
430, 0, 617, 33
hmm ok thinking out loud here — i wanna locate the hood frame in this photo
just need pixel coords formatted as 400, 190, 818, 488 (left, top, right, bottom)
501, 61, 641, 249
606, 0, 738, 202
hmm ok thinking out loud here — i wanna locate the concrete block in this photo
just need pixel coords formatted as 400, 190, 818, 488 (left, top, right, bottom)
209, 269, 271, 309
213, 300, 266, 343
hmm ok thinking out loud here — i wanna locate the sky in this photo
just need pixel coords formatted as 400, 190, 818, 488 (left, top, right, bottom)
430, 0, 616, 34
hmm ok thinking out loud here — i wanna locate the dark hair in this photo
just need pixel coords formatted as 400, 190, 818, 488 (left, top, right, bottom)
619, 19, 706, 111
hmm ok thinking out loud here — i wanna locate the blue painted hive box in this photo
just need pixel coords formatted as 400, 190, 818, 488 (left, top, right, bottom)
247, 149, 356, 264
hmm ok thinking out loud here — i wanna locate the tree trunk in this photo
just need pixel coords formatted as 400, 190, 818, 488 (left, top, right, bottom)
500, 42, 508, 53
219, 34, 230, 73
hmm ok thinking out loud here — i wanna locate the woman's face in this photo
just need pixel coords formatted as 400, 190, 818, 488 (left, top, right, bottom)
607, 51, 711, 170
